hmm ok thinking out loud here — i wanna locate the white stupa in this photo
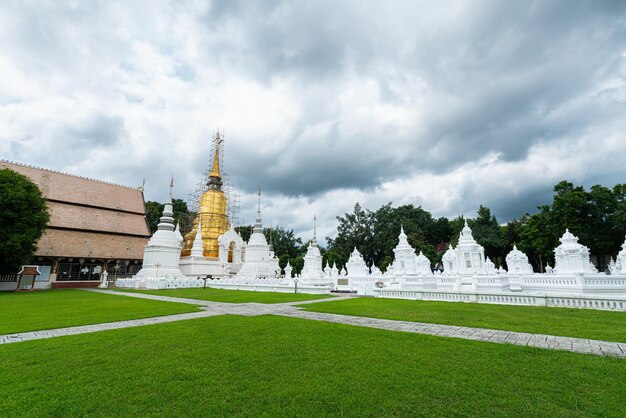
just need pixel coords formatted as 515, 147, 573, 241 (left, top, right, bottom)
441, 245, 457, 274
505, 245, 534, 275
415, 251, 433, 276
442, 220, 487, 275
346, 247, 369, 276
389, 226, 418, 275
554, 229, 597, 274
133, 178, 185, 283
237, 189, 280, 278
179, 216, 227, 277
300, 215, 328, 285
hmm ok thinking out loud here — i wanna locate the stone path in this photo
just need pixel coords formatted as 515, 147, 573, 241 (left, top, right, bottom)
0, 310, 220, 344
280, 310, 626, 357
1, 289, 624, 359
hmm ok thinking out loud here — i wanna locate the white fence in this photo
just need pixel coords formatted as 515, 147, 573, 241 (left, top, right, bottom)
373, 288, 626, 311
116, 276, 331, 295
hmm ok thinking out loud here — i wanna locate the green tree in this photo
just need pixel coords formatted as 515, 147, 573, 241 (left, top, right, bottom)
502, 215, 527, 251
235, 225, 252, 243
0, 169, 50, 274
145, 201, 163, 234
145, 198, 189, 235
326, 203, 375, 268
264, 226, 303, 259
278, 254, 290, 274
290, 255, 305, 276
327, 202, 453, 270
518, 205, 557, 272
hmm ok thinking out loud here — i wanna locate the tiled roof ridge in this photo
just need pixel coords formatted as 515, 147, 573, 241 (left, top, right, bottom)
0, 159, 142, 191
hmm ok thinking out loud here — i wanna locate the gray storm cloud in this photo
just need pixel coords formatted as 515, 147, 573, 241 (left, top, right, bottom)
1, 0, 625, 240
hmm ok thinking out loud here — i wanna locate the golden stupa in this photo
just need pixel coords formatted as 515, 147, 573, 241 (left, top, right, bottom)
181, 133, 229, 258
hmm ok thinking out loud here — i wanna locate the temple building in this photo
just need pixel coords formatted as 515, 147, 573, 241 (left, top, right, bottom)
345, 248, 369, 276
0, 160, 149, 289
441, 220, 487, 276
181, 132, 229, 258
179, 132, 242, 277
554, 229, 597, 274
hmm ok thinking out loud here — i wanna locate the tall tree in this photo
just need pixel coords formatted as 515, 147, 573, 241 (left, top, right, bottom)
518, 205, 557, 272
326, 203, 375, 269
0, 169, 50, 274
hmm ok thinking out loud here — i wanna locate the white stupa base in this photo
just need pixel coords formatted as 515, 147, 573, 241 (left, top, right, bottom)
237, 262, 281, 278
179, 256, 228, 278
134, 266, 185, 280
300, 276, 333, 286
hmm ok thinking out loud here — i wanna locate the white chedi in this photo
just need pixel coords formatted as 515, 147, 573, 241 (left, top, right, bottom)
237, 195, 280, 278
505, 245, 534, 275
441, 245, 457, 275
301, 242, 324, 279
415, 251, 433, 276
554, 229, 597, 274
389, 226, 418, 275
346, 248, 369, 276
300, 216, 327, 284
284, 262, 293, 279
455, 220, 487, 275
190, 217, 204, 257
133, 183, 185, 281
442, 220, 487, 276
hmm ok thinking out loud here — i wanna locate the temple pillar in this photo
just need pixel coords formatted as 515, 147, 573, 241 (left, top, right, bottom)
49, 258, 61, 283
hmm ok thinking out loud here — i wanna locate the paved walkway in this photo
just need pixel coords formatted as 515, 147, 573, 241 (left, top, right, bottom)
0, 289, 624, 359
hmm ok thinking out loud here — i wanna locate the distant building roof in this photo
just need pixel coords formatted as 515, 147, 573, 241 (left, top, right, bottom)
1, 160, 149, 260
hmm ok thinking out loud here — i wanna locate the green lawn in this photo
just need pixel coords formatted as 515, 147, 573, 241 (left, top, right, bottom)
115, 287, 332, 303
302, 297, 626, 342
0, 315, 624, 417
0, 289, 201, 335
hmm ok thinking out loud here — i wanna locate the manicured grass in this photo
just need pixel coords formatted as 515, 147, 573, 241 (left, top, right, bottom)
302, 297, 626, 342
115, 287, 332, 303
0, 315, 624, 416
0, 289, 201, 335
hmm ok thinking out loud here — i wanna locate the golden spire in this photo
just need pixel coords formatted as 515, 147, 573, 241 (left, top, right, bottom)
209, 132, 222, 179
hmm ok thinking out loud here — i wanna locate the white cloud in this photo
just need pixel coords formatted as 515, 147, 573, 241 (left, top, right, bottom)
1, 0, 625, 242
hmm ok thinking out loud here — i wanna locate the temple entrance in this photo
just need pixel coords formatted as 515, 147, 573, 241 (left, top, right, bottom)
228, 241, 235, 263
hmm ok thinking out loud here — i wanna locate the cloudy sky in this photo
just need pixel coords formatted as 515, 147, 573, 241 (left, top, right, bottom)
1, 0, 625, 241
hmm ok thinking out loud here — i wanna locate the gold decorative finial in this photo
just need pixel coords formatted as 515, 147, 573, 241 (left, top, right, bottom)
209, 132, 222, 179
